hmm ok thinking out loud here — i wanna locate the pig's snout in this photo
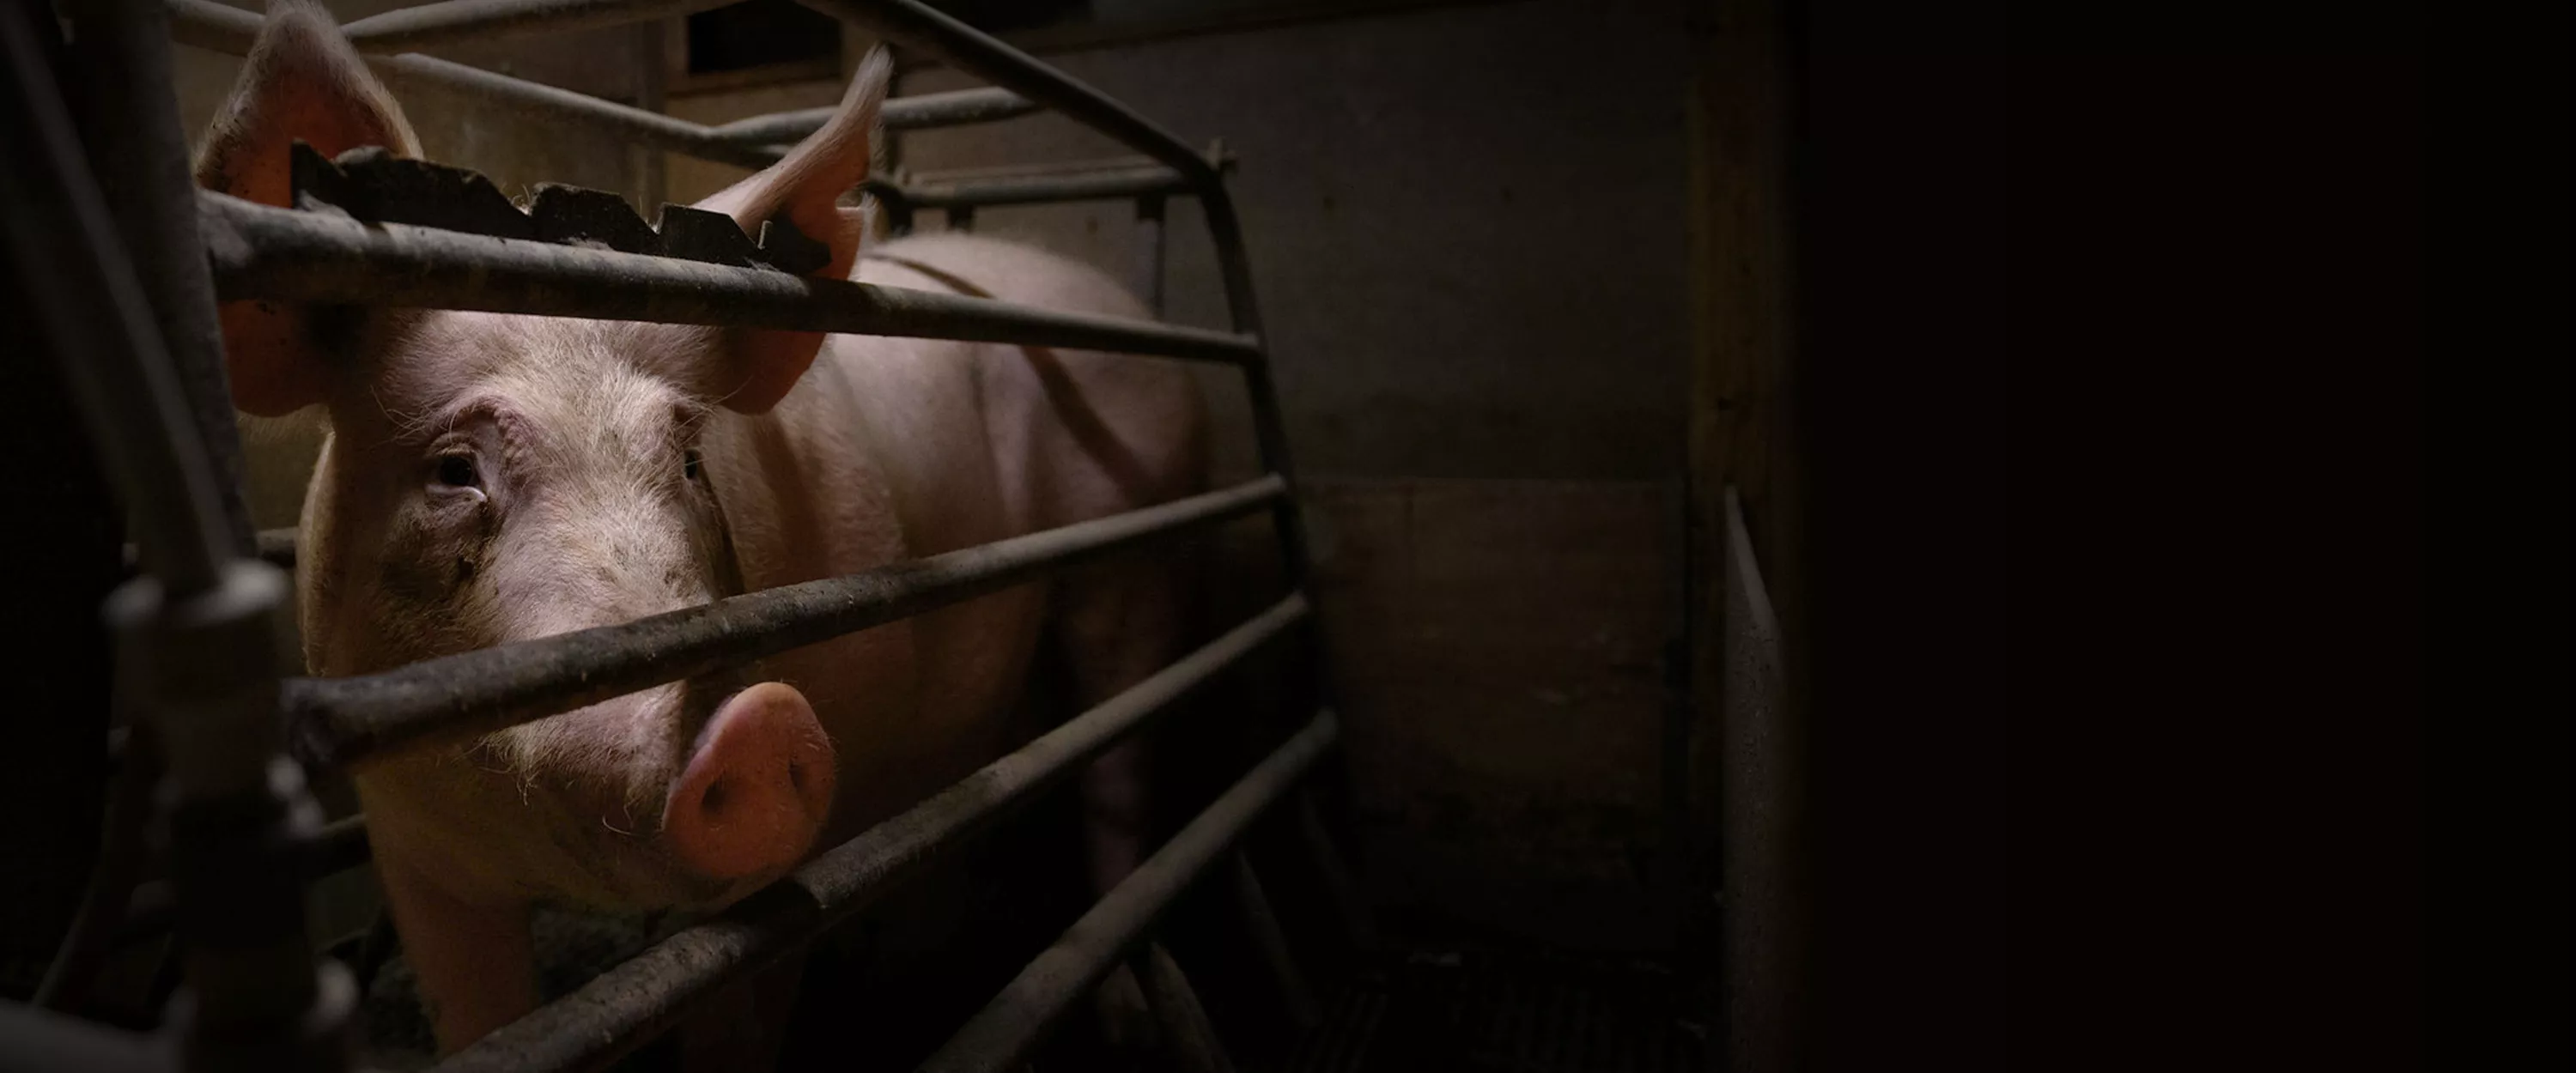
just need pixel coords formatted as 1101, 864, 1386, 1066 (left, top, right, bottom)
663, 682, 835, 883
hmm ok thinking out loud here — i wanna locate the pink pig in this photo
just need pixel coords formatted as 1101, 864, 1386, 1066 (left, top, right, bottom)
197, 1, 1205, 1054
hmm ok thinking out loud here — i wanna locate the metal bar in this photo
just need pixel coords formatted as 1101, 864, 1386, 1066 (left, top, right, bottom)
1230, 850, 1321, 1029
65, 0, 258, 555
376, 51, 782, 170
202, 191, 1266, 365
2, 0, 228, 597
431, 596, 1310, 1073
710, 87, 1036, 143
289, 475, 1285, 770
902, 164, 1190, 210
1128, 940, 1236, 1073
338, 0, 734, 52
164, 1, 1024, 173
1722, 484, 1803, 1073
167, 0, 779, 170
916, 711, 1340, 1073
797, 0, 1220, 189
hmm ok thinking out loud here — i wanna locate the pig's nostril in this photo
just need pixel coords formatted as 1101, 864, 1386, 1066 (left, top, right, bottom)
663, 682, 835, 884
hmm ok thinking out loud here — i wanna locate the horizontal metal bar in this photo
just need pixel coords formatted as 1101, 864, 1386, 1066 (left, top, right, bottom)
201, 191, 1264, 363
799, 0, 1220, 190
901, 163, 1190, 210
166, 0, 778, 170
919, 710, 1340, 1073
287, 476, 1285, 769
340, 0, 734, 53
712, 87, 1037, 144
165, 1, 1014, 172
432, 595, 1311, 1073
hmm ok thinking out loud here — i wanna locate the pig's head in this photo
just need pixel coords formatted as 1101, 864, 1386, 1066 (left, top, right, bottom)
199, 0, 890, 912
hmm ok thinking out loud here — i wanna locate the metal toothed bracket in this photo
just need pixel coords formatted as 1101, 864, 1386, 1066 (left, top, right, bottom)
287, 141, 832, 276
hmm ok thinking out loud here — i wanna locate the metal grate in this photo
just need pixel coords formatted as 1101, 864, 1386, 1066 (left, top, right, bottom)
1285, 952, 1710, 1073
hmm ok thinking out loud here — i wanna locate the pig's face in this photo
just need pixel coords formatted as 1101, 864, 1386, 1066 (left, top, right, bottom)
199, 1, 890, 912
311, 315, 802, 911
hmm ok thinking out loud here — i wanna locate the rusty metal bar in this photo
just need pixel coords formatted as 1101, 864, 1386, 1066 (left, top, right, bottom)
339, 0, 733, 52
287, 476, 1285, 770
712, 87, 1037, 142
201, 191, 1263, 363
430, 596, 1312, 1073
916, 711, 1340, 1073
797, 0, 1221, 189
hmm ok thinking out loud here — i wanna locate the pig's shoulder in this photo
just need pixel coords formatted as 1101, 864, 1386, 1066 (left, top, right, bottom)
860, 233, 1147, 320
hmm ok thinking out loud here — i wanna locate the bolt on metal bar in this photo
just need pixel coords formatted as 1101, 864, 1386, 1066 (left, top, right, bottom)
712, 87, 1037, 143
288, 476, 1285, 770
797, 0, 1221, 189
338, 0, 736, 52
916, 711, 1341, 1073
201, 191, 1264, 365
430, 595, 1311, 1073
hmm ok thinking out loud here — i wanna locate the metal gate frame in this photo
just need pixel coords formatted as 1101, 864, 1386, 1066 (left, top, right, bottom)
0, 1, 1371, 1070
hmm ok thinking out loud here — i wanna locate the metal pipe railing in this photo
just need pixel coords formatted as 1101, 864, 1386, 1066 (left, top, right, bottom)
288, 475, 1285, 769
164, 2, 1031, 174
899, 161, 1191, 210
202, 191, 1263, 365
797, 0, 1222, 189
338, 0, 733, 52
711, 87, 1038, 143
918, 710, 1340, 1073
432, 595, 1313, 1073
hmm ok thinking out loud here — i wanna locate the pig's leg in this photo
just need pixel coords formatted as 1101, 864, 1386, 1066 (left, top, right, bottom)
374, 856, 538, 1055
1053, 549, 1189, 1052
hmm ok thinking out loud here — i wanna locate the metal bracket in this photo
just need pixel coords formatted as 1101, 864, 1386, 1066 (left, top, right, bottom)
286, 141, 831, 276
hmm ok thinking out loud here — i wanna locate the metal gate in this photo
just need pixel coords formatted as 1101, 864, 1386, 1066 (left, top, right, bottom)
0, 1, 1369, 1070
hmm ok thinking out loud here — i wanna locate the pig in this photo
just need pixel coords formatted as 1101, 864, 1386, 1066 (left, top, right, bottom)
195, 0, 1206, 1056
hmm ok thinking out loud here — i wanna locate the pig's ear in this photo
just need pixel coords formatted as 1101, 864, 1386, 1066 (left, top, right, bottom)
194, 0, 420, 416
691, 47, 893, 414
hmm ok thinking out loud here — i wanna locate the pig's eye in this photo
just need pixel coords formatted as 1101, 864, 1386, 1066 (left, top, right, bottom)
435, 454, 480, 489
683, 450, 702, 482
